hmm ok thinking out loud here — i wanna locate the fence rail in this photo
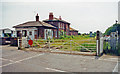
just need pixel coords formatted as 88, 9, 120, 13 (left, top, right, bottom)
32, 39, 96, 52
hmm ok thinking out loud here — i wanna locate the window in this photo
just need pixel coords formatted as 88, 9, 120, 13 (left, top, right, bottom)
55, 31, 57, 37
48, 31, 50, 36
34, 30, 37, 35
62, 24, 63, 29
29, 31, 32, 35
62, 24, 64, 29
58, 23, 60, 28
22, 30, 27, 37
60, 23, 62, 28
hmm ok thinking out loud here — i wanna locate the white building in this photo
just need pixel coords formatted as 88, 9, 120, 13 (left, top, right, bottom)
0, 28, 17, 37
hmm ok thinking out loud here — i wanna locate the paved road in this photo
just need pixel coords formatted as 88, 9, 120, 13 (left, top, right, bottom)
0, 45, 119, 73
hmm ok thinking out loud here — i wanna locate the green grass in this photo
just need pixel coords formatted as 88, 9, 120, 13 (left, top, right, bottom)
33, 35, 96, 52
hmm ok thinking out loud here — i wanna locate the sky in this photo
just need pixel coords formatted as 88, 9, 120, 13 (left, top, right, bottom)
0, 0, 119, 33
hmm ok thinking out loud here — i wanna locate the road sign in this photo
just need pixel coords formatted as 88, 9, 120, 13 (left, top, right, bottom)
28, 39, 33, 45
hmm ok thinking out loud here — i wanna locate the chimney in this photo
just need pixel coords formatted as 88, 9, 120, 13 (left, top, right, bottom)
36, 13, 39, 21
59, 16, 62, 20
49, 12, 53, 20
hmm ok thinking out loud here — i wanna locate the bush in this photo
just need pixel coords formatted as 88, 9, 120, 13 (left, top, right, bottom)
71, 35, 75, 38
60, 36, 65, 39
66, 36, 71, 38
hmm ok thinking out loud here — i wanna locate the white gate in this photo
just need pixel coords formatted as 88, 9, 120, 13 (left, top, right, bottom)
18, 37, 29, 49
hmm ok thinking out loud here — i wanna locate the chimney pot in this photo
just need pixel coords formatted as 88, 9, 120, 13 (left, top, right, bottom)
59, 16, 62, 20
36, 13, 39, 21
49, 12, 53, 20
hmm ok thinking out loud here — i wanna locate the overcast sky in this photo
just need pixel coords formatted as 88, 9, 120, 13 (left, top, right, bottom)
0, 0, 119, 33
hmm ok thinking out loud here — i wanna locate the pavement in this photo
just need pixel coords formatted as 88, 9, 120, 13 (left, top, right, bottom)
0, 45, 119, 73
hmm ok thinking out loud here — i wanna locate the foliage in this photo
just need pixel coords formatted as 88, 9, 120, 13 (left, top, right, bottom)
78, 33, 81, 35
103, 42, 111, 50
104, 23, 120, 35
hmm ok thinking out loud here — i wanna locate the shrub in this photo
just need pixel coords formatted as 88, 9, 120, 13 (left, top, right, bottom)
60, 36, 65, 39
71, 35, 75, 38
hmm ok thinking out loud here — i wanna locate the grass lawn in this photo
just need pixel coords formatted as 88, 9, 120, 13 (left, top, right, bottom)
33, 35, 96, 52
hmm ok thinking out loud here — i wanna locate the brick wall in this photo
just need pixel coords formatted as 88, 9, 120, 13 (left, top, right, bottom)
70, 31, 78, 36
44, 21, 70, 38
38, 27, 44, 39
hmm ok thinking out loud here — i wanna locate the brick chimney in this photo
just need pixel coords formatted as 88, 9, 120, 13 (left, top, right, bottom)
59, 16, 62, 20
49, 12, 53, 20
36, 13, 39, 21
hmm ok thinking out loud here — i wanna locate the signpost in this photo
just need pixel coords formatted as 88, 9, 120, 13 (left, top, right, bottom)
28, 39, 33, 49
28, 39, 33, 46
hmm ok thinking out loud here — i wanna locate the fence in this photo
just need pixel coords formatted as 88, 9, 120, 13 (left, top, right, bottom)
18, 37, 29, 49
17, 31, 107, 56
103, 35, 119, 55
32, 38, 96, 53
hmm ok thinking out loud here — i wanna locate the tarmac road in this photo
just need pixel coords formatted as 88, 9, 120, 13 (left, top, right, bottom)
0, 45, 119, 73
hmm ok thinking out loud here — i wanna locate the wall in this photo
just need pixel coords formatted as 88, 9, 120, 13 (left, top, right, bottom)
0, 30, 3, 37
38, 27, 44, 39
45, 21, 70, 38
70, 31, 78, 36
16, 28, 37, 40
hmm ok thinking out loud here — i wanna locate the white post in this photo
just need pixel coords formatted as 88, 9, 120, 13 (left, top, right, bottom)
96, 31, 100, 56
18, 38, 19, 47
96, 40, 99, 56
49, 39, 50, 50
70, 40, 72, 54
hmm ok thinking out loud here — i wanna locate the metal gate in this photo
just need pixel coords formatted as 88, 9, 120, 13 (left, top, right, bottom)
103, 31, 119, 55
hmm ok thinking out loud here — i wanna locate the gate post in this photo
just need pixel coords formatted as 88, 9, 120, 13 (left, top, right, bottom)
96, 30, 104, 56
96, 31, 100, 56
48, 39, 50, 50
18, 32, 22, 50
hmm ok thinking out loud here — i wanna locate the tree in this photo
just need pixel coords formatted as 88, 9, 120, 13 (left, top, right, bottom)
104, 23, 120, 35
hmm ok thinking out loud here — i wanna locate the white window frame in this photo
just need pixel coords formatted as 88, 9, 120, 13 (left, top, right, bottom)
55, 31, 57, 37
58, 23, 60, 28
